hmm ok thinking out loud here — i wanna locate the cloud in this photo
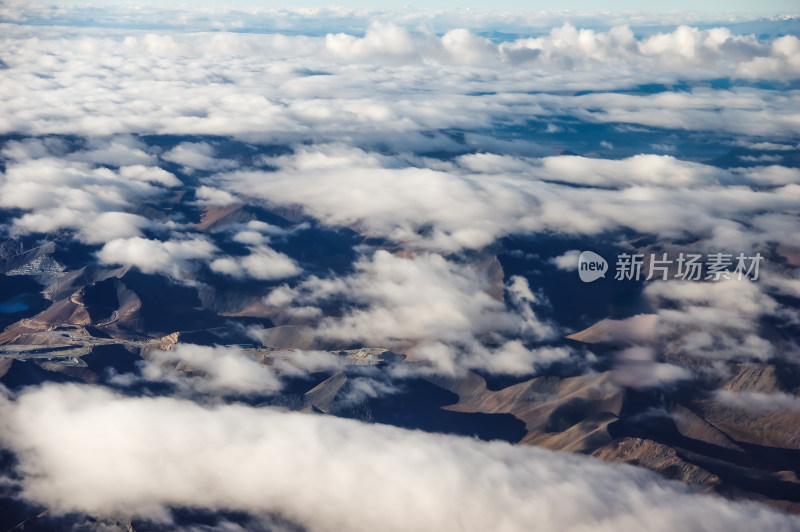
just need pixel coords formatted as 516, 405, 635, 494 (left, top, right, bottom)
574, 277, 796, 368
0, 156, 169, 242
76, 211, 152, 245
271, 250, 515, 342
646, 279, 779, 331
222, 149, 515, 251
97, 236, 217, 276
550, 250, 581, 271
266, 348, 344, 376
1, 137, 69, 161
747, 142, 797, 151
0, 139, 189, 253
221, 145, 800, 252
733, 165, 800, 186
645, 279, 786, 362
0, 2, 785, 36
0, 21, 798, 145
69, 136, 156, 167
1, 383, 798, 531
210, 245, 301, 281
263, 250, 561, 375
537, 154, 722, 188
613, 346, 694, 389
440, 28, 499, 65
736, 35, 800, 80
324, 22, 418, 63
161, 142, 237, 172
505, 275, 558, 340
715, 390, 800, 412
195, 186, 241, 207
119, 165, 182, 187
141, 344, 282, 396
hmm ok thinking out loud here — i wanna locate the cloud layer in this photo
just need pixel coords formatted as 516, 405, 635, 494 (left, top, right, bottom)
1, 383, 798, 532
221, 146, 800, 252
1, 21, 798, 144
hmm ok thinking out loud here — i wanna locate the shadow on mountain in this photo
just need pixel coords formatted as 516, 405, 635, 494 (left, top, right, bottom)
121, 271, 223, 333
82, 344, 141, 379
341, 378, 528, 443
609, 410, 800, 503
0, 359, 80, 390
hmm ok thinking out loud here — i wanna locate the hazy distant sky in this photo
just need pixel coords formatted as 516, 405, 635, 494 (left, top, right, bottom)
50, 0, 800, 13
